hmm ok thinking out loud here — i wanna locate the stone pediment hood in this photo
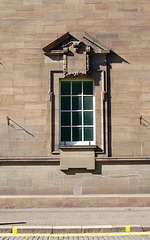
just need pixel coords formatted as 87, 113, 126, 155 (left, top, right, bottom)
42, 32, 110, 56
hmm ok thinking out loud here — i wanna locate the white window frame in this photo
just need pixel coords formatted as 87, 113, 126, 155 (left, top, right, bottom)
59, 79, 95, 146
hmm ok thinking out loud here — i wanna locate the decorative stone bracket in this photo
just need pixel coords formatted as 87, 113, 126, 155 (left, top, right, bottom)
62, 41, 90, 76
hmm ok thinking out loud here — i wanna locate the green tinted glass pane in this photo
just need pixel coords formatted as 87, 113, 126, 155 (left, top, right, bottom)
72, 112, 82, 125
84, 112, 93, 125
83, 81, 93, 95
72, 97, 82, 110
61, 97, 70, 110
84, 127, 93, 141
72, 81, 82, 95
61, 81, 70, 95
61, 127, 71, 141
72, 127, 82, 141
61, 112, 71, 126
83, 96, 93, 110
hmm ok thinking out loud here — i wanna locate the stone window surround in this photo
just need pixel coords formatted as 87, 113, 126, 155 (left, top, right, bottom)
43, 32, 110, 169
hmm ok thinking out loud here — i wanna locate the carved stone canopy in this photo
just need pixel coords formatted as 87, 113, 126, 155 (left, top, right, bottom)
42, 32, 110, 76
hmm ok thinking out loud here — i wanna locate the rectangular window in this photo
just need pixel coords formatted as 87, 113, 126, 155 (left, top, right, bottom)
60, 80, 95, 145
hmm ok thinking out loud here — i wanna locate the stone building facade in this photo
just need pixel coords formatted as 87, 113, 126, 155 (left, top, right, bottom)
0, 0, 150, 207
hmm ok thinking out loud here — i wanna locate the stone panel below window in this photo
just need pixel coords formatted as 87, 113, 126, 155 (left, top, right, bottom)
59, 145, 96, 170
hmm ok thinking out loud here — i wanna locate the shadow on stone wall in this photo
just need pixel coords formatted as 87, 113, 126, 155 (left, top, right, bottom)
107, 51, 130, 157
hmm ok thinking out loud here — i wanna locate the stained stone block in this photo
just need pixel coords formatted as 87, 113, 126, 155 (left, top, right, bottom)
84, 0, 103, 3
42, 0, 65, 4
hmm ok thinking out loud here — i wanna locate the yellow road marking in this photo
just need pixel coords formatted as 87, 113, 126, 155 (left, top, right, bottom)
0, 232, 150, 237
125, 226, 130, 232
12, 227, 18, 234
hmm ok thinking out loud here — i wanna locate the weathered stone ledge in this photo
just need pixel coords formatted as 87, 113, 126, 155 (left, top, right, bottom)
95, 157, 150, 162
1, 194, 150, 208
0, 157, 60, 164
0, 157, 150, 165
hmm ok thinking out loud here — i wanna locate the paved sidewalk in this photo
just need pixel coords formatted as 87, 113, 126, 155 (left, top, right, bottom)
1, 234, 150, 240
0, 207, 150, 229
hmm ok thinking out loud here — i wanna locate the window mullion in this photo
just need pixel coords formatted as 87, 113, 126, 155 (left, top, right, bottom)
82, 81, 84, 142
93, 81, 95, 144
71, 81, 72, 142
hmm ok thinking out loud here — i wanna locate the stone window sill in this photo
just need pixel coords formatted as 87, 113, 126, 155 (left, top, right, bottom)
58, 145, 97, 150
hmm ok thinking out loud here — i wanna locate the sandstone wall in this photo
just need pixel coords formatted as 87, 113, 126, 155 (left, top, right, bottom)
0, 0, 150, 198
0, 0, 150, 157
0, 162, 150, 195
